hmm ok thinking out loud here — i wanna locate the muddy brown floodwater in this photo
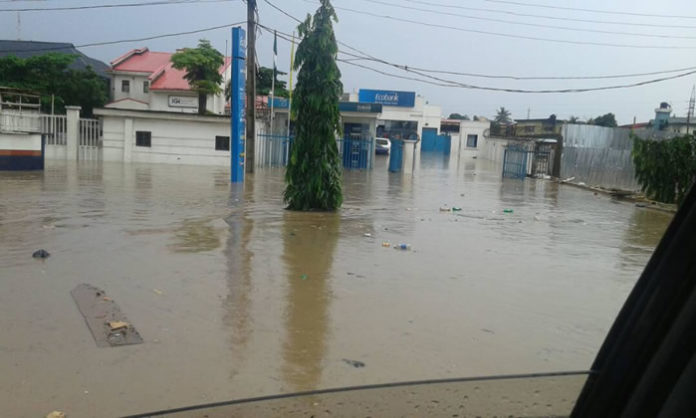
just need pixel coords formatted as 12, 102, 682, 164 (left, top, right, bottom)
0, 155, 672, 417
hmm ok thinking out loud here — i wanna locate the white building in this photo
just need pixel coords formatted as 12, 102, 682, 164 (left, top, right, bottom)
106, 47, 231, 114
344, 89, 442, 139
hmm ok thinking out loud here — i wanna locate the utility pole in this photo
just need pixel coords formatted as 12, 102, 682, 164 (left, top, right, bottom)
245, 0, 257, 173
687, 85, 695, 136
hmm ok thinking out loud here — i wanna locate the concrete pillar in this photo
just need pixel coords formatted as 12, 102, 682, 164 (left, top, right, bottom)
65, 106, 81, 161
449, 134, 461, 165
123, 118, 134, 163
403, 139, 417, 174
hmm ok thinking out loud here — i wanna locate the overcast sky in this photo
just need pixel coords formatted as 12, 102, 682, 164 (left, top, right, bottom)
2, 0, 696, 124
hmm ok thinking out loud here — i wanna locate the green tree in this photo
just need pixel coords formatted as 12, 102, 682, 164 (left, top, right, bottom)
494, 106, 512, 124
448, 113, 469, 120
569, 115, 580, 123
171, 39, 224, 115
632, 134, 696, 205
588, 113, 618, 127
257, 66, 289, 98
0, 53, 108, 116
284, 0, 343, 211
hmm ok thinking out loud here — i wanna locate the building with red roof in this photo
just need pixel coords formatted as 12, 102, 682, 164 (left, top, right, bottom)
105, 47, 231, 114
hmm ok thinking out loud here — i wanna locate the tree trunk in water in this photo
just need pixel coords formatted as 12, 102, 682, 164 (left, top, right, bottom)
198, 93, 207, 115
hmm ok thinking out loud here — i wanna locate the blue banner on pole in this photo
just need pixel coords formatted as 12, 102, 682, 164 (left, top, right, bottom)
358, 89, 416, 107
231, 27, 246, 183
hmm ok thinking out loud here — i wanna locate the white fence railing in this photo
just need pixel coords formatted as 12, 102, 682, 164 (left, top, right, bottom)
0, 112, 41, 133
79, 118, 101, 148
41, 115, 68, 145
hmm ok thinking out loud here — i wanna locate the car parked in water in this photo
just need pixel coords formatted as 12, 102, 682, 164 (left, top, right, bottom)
375, 137, 391, 155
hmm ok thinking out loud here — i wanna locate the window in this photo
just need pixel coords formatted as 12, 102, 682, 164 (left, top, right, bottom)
136, 131, 151, 147
121, 80, 130, 93
524, 125, 535, 133
143, 81, 149, 94
466, 134, 478, 148
215, 136, 230, 151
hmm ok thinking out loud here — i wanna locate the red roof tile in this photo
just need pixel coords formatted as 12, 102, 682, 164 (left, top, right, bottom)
111, 48, 231, 91
113, 49, 172, 73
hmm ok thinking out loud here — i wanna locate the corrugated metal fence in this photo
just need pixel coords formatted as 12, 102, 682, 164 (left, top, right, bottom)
561, 124, 639, 191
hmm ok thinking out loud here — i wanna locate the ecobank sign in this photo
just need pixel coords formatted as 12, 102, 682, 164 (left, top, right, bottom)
358, 89, 416, 107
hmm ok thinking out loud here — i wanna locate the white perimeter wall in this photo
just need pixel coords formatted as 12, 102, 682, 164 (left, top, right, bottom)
97, 109, 230, 166
0, 132, 42, 151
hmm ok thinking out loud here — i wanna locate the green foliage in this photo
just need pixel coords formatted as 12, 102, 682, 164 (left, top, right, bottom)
257, 66, 289, 98
632, 134, 696, 204
588, 113, 618, 127
448, 113, 469, 120
494, 106, 511, 124
569, 115, 580, 123
284, 0, 343, 211
171, 39, 224, 115
0, 53, 108, 116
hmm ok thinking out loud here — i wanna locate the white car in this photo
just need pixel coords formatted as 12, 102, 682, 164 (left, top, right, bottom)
375, 137, 391, 155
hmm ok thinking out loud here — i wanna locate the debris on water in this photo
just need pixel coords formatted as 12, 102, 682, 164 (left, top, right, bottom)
394, 243, 411, 250
636, 203, 647, 208
561, 176, 575, 183
42, 224, 56, 230
452, 207, 462, 211
71, 284, 143, 347
460, 193, 465, 197
534, 216, 541, 221
46, 411, 66, 418
300, 274, 308, 280
108, 321, 130, 331
440, 206, 451, 212
382, 242, 391, 248
578, 182, 587, 186
153, 289, 164, 295
363, 233, 372, 238
342, 358, 366, 368
32, 249, 50, 259
503, 209, 514, 214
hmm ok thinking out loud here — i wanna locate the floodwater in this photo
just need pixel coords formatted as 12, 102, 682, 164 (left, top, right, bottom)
0, 155, 672, 417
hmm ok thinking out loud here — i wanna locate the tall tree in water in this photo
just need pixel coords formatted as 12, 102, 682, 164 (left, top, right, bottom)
284, 0, 343, 211
171, 39, 223, 115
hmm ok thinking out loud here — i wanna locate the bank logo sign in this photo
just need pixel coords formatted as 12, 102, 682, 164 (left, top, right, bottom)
358, 89, 416, 107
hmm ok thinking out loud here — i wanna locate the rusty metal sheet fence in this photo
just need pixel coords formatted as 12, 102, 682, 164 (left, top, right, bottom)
561, 124, 639, 191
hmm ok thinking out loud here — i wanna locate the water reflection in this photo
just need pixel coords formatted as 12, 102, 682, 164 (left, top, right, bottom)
223, 184, 255, 376
281, 211, 339, 391
619, 208, 671, 270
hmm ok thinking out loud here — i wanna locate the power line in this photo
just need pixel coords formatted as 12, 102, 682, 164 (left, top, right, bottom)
0, 0, 235, 12
348, 0, 696, 40
263, 0, 302, 23
260, 11, 696, 81
324, 3, 696, 49
400, 0, 696, 30
340, 58, 696, 94
265, 24, 696, 94
483, 0, 696, 20
0, 21, 247, 54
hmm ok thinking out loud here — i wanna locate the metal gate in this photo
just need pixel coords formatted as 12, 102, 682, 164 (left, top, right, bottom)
502, 145, 528, 179
79, 118, 102, 160
531, 142, 555, 177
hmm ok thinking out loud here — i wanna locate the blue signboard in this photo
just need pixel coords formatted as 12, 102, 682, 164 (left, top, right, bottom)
271, 97, 290, 109
338, 102, 382, 113
358, 89, 416, 107
231, 27, 246, 183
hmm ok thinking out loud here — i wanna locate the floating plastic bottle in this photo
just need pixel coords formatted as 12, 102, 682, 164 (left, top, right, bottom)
394, 243, 411, 250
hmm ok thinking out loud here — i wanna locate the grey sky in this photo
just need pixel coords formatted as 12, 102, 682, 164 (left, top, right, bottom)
2, 0, 696, 124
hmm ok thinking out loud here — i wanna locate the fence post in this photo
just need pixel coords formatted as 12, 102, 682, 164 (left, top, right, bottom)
66, 106, 81, 161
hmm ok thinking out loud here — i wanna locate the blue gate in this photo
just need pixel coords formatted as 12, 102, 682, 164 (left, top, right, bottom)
341, 137, 373, 170
502, 145, 528, 179
421, 128, 451, 154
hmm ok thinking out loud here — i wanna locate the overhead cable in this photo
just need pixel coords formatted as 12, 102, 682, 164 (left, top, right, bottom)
350, 0, 696, 40
0, 0, 235, 12
399, 0, 696, 30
